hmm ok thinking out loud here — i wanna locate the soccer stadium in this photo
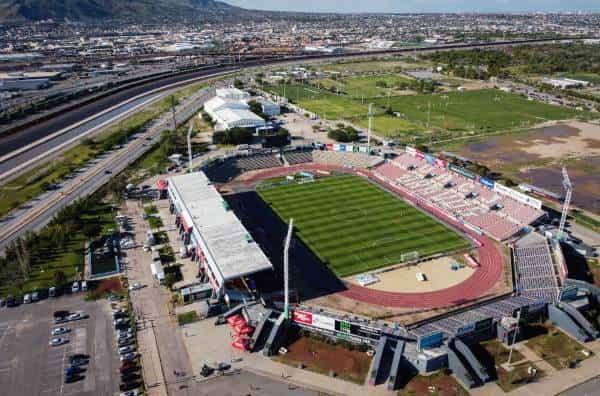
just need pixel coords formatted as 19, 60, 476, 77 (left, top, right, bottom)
166, 144, 600, 390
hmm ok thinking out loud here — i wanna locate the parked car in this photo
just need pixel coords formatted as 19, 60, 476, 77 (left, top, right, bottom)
51, 327, 71, 336
48, 287, 57, 297
49, 337, 68, 346
6, 295, 17, 307
121, 372, 140, 383
31, 291, 39, 302
120, 361, 138, 372
81, 281, 87, 292
119, 381, 141, 392
69, 354, 89, 366
68, 312, 88, 321
114, 318, 129, 326
118, 336, 134, 345
54, 317, 69, 324
118, 345, 136, 355
0, 298, 5, 307
128, 283, 143, 291
71, 282, 79, 293
119, 352, 137, 362
120, 389, 141, 396
23, 293, 31, 304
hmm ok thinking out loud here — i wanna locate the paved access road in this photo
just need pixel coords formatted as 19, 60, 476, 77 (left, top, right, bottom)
0, 294, 119, 396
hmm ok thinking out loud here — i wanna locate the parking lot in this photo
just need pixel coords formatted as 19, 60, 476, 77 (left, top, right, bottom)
0, 294, 119, 396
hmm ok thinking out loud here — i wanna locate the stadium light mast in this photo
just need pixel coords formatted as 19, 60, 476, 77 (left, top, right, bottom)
283, 218, 294, 320
367, 103, 373, 156
558, 166, 573, 240
187, 124, 194, 173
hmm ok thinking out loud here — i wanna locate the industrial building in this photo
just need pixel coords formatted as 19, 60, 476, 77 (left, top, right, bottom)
203, 88, 266, 131
167, 171, 273, 297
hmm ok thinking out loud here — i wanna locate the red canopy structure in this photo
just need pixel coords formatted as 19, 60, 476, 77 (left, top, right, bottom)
156, 179, 168, 190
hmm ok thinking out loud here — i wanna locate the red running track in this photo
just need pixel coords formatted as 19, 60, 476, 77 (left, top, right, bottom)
243, 164, 504, 309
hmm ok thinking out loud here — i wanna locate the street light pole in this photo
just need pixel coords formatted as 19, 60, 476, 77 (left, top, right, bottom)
187, 124, 193, 173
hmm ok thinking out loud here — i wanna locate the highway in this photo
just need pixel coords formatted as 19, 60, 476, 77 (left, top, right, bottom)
0, 37, 571, 166
0, 85, 214, 253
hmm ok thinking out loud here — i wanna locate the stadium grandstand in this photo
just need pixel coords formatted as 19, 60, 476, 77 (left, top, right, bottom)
166, 171, 273, 297
512, 233, 561, 302
373, 153, 545, 241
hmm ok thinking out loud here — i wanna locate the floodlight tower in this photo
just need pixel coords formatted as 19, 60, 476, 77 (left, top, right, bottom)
558, 166, 573, 240
367, 103, 373, 156
283, 218, 294, 320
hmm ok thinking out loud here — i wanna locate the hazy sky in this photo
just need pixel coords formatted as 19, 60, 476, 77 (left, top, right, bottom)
224, 0, 600, 13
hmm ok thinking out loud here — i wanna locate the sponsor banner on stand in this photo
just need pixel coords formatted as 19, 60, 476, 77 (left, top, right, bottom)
333, 144, 341, 152
339, 144, 347, 152
359, 146, 368, 153
415, 150, 425, 160
494, 182, 542, 209
479, 177, 495, 189
326, 143, 333, 151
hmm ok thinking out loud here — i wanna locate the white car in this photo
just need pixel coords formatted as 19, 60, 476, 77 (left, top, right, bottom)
118, 345, 136, 355
68, 312, 88, 321
49, 337, 68, 346
120, 390, 140, 396
128, 283, 142, 291
51, 327, 71, 336
114, 318, 129, 326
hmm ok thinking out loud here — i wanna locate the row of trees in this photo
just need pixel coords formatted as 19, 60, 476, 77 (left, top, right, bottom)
327, 125, 361, 143
425, 44, 600, 79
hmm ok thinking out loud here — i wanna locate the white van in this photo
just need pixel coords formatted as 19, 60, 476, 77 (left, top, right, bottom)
81, 281, 87, 292
71, 281, 80, 293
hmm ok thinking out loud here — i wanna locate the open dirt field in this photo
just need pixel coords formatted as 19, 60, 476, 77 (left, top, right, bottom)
275, 335, 372, 384
448, 121, 600, 213
345, 256, 474, 293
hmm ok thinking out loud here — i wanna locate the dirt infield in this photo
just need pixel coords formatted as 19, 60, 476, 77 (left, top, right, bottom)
274, 335, 371, 384
241, 163, 504, 310
347, 256, 475, 293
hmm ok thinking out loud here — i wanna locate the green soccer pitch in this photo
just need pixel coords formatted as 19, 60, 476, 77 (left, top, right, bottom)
257, 174, 471, 277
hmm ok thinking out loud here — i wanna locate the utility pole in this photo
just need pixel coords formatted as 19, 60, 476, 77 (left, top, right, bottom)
283, 218, 294, 320
187, 124, 194, 173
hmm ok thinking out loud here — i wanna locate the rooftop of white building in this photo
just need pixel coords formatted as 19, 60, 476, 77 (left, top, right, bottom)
168, 171, 273, 281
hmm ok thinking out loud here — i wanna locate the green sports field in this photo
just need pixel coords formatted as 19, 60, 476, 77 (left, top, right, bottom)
258, 175, 470, 277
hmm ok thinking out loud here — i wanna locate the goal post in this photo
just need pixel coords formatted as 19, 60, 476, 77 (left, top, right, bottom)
401, 251, 420, 262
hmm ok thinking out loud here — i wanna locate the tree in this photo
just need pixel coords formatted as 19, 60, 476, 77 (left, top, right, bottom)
53, 270, 68, 288
82, 223, 102, 240
234, 79, 244, 89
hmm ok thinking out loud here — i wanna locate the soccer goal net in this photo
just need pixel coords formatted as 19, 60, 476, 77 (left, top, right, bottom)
401, 251, 420, 262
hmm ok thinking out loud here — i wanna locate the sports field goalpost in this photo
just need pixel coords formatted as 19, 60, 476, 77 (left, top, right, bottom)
401, 251, 420, 262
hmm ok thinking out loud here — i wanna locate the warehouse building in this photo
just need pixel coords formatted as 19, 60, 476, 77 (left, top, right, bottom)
167, 171, 273, 297
216, 87, 250, 101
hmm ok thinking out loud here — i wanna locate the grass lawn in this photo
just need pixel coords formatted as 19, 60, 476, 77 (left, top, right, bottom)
496, 362, 544, 393
0, 200, 116, 296
274, 335, 371, 384
399, 369, 469, 396
318, 75, 414, 99
356, 115, 425, 138
372, 89, 582, 133
524, 324, 592, 370
258, 175, 470, 277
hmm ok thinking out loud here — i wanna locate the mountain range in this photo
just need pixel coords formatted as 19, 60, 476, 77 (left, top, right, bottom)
0, 0, 242, 22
